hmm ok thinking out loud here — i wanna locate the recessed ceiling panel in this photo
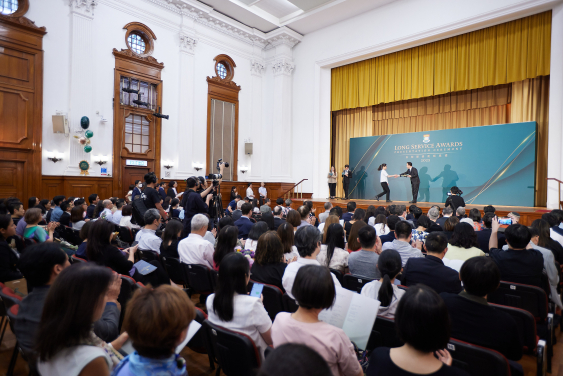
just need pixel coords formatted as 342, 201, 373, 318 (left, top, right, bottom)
287, 0, 334, 11
256, 0, 301, 18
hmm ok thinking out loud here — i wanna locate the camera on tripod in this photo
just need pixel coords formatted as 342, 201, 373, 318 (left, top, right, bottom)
208, 159, 229, 181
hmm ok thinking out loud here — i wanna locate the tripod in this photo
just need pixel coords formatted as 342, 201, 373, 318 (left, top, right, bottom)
210, 182, 224, 228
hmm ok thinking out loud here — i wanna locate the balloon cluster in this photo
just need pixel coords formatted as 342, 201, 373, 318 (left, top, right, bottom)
73, 116, 94, 153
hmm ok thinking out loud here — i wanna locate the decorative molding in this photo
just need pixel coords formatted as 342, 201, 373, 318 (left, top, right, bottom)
179, 33, 198, 53
69, 0, 98, 18
0, 13, 46, 33
112, 48, 165, 69
250, 60, 266, 76
263, 33, 300, 50
272, 58, 294, 76
206, 76, 241, 90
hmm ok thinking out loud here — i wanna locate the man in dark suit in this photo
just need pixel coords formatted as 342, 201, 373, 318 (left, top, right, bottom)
379, 215, 400, 244
342, 201, 356, 222
441, 257, 523, 371
476, 213, 505, 253
234, 202, 255, 240
273, 206, 286, 230
403, 232, 462, 294
342, 164, 352, 199
86, 193, 99, 219
401, 162, 420, 203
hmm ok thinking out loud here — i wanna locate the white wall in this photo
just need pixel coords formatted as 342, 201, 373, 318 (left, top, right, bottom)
292, 0, 559, 200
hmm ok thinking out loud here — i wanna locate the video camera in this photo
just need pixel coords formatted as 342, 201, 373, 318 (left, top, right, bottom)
208, 159, 229, 181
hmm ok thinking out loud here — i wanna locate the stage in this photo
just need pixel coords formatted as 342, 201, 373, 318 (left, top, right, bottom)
289, 198, 550, 226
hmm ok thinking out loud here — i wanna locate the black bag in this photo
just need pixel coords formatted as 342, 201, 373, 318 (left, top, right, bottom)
131, 198, 148, 226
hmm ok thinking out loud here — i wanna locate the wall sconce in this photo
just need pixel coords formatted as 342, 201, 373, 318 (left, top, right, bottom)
94, 155, 108, 166
193, 162, 203, 171
46, 151, 63, 163
163, 161, 174, 169
239, 166, 248, 174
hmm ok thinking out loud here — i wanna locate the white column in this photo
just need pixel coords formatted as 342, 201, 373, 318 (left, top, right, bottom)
65, 0, 97, 175
175, 29, 198, 179
270, 54, 294, 181
312, 64, 332, 199
547, 3, 563, 209
245, 59, 265, 181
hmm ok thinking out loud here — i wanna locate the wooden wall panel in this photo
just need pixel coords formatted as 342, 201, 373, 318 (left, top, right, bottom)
41, 176, 114, 201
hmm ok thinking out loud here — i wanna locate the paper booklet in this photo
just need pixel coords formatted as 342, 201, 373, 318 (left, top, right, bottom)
318, 286, 380, 350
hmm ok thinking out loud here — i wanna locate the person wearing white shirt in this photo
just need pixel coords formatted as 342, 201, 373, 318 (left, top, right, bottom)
246, 182, 255, 200
111, 200, 124, 226
207, 252, 272, 359
374, 163, 398, 202
178, 214, 214, 268
318, 202, 332, 224
135, 209, 163, 253
99, 200, 114, 222
282, 226, 341, 299
318, 218, 344, 233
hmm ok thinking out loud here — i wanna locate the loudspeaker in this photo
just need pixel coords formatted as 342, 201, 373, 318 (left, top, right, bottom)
52, 115, 69, 135
245, 143, 253, 155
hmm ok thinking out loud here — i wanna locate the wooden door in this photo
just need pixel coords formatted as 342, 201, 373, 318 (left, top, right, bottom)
122, 166, 150, 198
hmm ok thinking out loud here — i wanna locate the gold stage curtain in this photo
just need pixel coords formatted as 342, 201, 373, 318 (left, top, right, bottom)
332, 77, 549, 205
331, 11, 551, 112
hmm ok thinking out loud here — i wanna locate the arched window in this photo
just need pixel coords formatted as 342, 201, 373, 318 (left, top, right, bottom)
123, 22, 156, 57
1, 0, 19, 15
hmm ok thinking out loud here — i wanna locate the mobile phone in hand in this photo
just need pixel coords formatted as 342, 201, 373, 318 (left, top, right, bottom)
498, 218, 512, 225
250, 283, 264, 298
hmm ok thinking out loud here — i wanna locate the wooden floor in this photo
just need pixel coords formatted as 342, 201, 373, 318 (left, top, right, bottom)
0, 294, 558, 376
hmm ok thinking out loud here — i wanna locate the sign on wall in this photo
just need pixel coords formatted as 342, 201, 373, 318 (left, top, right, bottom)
348, 122, 537, 207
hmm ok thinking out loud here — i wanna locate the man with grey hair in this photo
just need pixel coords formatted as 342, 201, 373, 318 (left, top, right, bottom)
178, 214, 214, 268
437, 207, 453, 228
232, 200, 244, 222
134, 208, 162, 253
394, 204, 414, 228
282, 198, 293, 218
99, 199, 114, 222
319, 202, 332, 223
456, 206, 466, 219
427, 207, 444, 232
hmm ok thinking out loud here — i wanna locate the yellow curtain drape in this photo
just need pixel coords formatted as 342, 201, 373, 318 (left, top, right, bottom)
331, 11, 551, 112
333, 77, 549, 205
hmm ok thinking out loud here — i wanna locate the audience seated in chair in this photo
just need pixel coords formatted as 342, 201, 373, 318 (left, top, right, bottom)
440, 256, 524, 376
445, 223, 485, 261
245, 222, 269, 252
23, 208, 58, 243
159, 219, 183, 259
379, 215, 400, 244
178, 214, 214, 269
488, 218, 545, 289
206, 252, 273, 359
273, 265, 363, 376
119, 205, 140, 230
134, 209, 163, 253
110, 199, 124, 225
0, 213, 23, 283
436, 207, 453, 228
344, 209, 366, 242
35, 263, 129, 376
282, 226, 341, 299
382, 221, 423, 267
6, 199, 25, 226
278, 222, 299, 262
366, 284, 469, 376
234, 203, 255, 240
342, 202, 356, 222
403, 232, 462, 294
213, 225, 239, 270
348, 225, 381, 279
361, 249, 405, 319
535, 214, 563, 265
410, 215, 431, 243
75, 221, 93, 260
251, 231, 289, 292
257, 343, 333, 376
273, 205, 286, 230
70, 205, 87, 230
346, 220, 368, 252
318, 223, 349, 274
58, 201, 72, 227
113, 285, 196, 376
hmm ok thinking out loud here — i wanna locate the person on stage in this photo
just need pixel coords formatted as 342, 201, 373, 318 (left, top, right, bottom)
327, 166, 337, 199
342, 165, 352, 200
445, 186, 465, 212
401, 162, 420, 203
375, 164, 398, 202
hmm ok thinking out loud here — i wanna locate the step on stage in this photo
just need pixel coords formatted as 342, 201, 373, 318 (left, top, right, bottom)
289, 198, 550, 226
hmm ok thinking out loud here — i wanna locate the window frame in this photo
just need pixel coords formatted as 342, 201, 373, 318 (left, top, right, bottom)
123, 22, 156, 58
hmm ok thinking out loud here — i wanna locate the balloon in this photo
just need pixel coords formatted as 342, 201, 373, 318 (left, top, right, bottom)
79, 136, 87, 145
85, 130, 94, 138
84, 145, 92, 153
80, 116, 90, 129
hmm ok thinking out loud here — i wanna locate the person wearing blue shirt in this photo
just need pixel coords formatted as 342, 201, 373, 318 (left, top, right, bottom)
226, 195, 242, 216
49, 195, 66, 223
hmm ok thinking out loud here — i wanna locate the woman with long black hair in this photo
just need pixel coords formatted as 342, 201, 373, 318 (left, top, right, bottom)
375, 164, 397, 202
213, 225, 239, 270
206, 252, 272, 358
317, 223, 349, 273
360, 249, 404, 318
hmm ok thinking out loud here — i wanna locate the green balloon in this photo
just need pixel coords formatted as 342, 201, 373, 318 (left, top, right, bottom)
85, 130, 94, 138
80, 116, 90, 129
84, 145, 92, 153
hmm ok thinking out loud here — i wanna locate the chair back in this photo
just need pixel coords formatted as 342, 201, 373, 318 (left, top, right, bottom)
203, 320, 261, 376
249, 281, 284, 321
188, 307, 209, 354
60, 226, 82, 246
182, 264, 213, 294
161, 256, 187, 286
448, 339, 511, 376
117, 275, 139, 329
487, 281, 548, 321
118, 226, 135, 244
490, 303, 537, 353
71, 255, 87, 264
366, 316, 404, 351
0, 287, 23, 311
343, 274, 374, 293
138, 249, 160, 263
282, 293, 298, 313
329, 268, 344, 284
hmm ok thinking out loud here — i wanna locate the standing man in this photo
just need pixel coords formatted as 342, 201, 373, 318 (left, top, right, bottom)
342, 164, 352, 200
246, 182, 255, 201
402, 162, 420, 204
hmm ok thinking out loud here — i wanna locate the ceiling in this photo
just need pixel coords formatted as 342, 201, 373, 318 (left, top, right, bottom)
198, 0, 397, 35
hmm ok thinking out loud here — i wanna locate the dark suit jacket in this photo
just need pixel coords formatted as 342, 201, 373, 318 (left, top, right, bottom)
273, 217, 286, 230
476, 228, 506, 253
342, 212, 354, 222
436, 216, 448, 228
158, 187, 167, 201
379, 231, 396, 244
86, 204, 96, 219
342, 170, 352, 184
403, 255, 462, 294
441, 292, 522, 361
489, 248, 545, 288
402, 167, 420, 183
167, 188, 177, 198
234, 216, 254, 239
426, 222, 443, 233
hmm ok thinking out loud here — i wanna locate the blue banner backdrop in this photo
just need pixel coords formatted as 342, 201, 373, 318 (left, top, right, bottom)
348, 122, 537, 207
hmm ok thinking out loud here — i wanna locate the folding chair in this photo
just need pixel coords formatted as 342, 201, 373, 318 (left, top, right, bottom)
182, 264, 214, 295
366, 316, 403, 351
342, 274, 374, 293
7, 305, 39, 376
329, 268, 344, 285
118, 226, 135, 245
161, 256, 187, 286
282, 293, 298, 313
249, 280, 284, 321
203, 319, 261, 376
448, 339, 512, 376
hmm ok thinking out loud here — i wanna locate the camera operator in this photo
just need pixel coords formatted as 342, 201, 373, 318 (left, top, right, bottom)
445, 186, 465, 213
181, 176, 213, 236
142, 172, 168, 221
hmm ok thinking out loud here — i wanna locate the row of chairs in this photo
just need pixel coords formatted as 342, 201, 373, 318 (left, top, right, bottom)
58, 224, 140, 247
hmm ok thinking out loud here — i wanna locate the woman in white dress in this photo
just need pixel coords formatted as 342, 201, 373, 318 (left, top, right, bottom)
374, 163, 398, 202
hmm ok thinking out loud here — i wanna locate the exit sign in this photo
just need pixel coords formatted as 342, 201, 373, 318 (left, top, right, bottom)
126, 160, 148, 167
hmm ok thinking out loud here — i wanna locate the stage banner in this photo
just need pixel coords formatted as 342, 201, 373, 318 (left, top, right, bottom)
348, 122, 537, 207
